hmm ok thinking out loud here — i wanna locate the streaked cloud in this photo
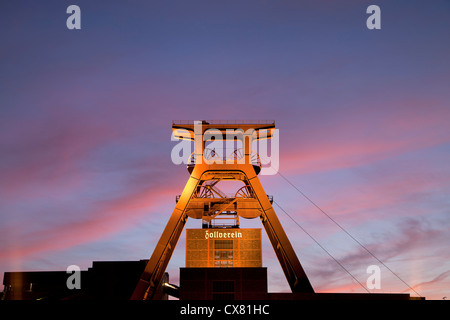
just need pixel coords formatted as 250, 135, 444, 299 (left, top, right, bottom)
1, 0, 449, 300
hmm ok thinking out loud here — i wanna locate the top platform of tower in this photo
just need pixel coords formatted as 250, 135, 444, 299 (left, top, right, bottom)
172, 120, 276, 141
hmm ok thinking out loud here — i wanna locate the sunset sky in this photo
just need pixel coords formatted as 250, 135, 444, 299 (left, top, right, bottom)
1, 1, 449, 300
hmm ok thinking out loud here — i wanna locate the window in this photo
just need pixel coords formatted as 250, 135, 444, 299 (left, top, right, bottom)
214, 240, 233, 268
214, 240, 233, 249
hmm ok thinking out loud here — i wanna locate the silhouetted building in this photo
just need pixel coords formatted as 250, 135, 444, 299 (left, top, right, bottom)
2, 121, 423, 301
2, 260, 168, 300
179, 267, 267, 300
3, 270, 87, 300
181, 228, 267, 300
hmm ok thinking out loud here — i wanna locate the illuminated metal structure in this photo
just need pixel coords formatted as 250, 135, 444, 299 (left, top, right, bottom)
131, 120, 314, 300
185, 228, 262, 268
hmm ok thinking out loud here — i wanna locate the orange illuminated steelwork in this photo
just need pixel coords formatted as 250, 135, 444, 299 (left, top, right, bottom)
186, 228, 262, 268
131, 121, 314, 300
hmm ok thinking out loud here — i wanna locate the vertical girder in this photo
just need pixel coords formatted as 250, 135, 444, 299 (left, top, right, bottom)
131, 121, 313, 300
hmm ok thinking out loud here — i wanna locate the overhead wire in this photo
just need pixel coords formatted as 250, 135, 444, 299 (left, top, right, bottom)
272, 200, 370, 293
275, 170, 422, 297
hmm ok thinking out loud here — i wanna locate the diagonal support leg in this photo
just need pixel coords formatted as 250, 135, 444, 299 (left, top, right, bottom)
130, 175, 200, 300
247, 174, 314, 293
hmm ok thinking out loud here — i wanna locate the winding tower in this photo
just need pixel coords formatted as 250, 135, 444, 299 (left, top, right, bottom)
131, 120, 314, 300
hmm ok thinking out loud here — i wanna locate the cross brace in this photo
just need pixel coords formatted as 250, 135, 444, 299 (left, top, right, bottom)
131, 163, 313, 300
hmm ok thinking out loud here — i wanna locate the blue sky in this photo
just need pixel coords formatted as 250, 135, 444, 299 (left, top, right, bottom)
1, 0, 449, 299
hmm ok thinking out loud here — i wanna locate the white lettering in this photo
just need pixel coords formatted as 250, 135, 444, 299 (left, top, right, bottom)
66, 5, 81, 30
171, 130, 192, 165
366, 265, 381, 289
366, 5, 381, 30
258, 128, 279, 175
204, 230, 242, 240
66, 265, 81, 289
180, 304, 214, 317
204, 129, 223, 164
170, 122, 280, 175
194, 121, 203, 164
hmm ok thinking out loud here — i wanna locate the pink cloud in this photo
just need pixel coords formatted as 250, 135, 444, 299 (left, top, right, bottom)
317, 171, 450, 221
297, 217, 449, 298
0, 183, 179, 261
0, 118, 119, 199
280, 99, 450, 175
405, 270, 450, 300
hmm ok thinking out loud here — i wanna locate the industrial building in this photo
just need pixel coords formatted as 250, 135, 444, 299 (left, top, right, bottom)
2, 121, 420, 301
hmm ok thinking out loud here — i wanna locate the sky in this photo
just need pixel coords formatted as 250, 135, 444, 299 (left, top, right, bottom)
0, 0, 449, 300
